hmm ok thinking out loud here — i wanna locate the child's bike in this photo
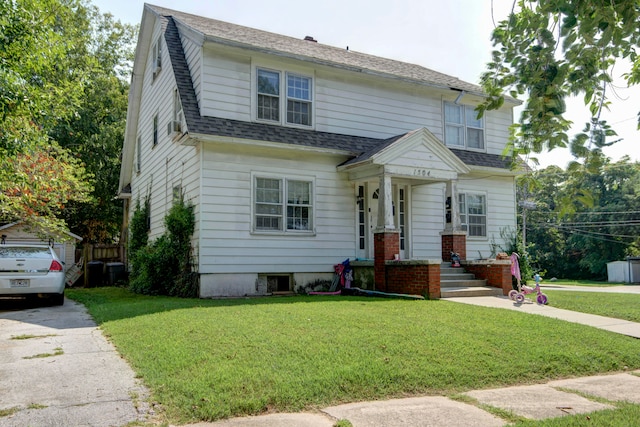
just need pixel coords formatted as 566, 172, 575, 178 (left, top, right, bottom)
509, 274, 548, 305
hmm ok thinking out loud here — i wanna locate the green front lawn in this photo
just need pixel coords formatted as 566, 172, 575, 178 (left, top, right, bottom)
544, 290, 640, 323
66, 288, 640, 424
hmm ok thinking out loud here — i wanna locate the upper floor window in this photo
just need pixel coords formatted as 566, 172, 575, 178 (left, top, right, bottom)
287, 73, 311, 126
152, 36, 162, 78
444, 102, 484, 150
256, 68, 313, 127
254, 176, 314, 233
459, 193, 486, 237
257, 69, 280, 122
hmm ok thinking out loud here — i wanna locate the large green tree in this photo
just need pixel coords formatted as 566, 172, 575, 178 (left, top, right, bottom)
480, 0, 640, 164
0, 0, 135, 240
523, 156, 640, 279
51, 7, 136, 242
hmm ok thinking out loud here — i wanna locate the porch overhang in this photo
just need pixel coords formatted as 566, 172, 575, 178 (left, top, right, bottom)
337, 128, 470, 181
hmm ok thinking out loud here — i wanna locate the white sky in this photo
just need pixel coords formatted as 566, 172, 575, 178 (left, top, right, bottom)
93, 0, 640, 169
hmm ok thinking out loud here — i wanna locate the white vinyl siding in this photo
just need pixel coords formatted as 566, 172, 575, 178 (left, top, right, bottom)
199, 146, 354, 274
410, 183, 446, 259
180, 33, 203, 108
196, 48, 514, 157
200, 48, 251, 120
315, 74, 441, 139
129, 19, 201, 242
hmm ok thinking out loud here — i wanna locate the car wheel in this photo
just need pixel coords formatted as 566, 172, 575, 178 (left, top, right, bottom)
50, 292, 65, 306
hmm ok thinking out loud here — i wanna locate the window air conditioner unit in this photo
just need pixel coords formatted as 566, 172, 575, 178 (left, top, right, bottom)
167, 120, 181, 135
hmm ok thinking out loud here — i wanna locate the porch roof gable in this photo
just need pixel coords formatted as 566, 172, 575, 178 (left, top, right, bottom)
338, 128, 471, 177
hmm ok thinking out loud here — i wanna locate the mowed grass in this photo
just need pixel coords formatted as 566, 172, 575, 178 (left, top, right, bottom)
66, 288, 640, 424
544, 290, 640, 322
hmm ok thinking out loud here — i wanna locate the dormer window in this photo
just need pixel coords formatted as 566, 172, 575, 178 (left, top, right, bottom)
444, 102, 484, 150
256, 68, 313, 127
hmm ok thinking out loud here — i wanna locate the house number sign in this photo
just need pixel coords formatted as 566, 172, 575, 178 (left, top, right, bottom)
413, 169, 431, 177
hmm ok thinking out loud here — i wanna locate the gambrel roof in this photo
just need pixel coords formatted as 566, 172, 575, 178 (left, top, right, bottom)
148, 4, 487, 96
119, 5, 515, 195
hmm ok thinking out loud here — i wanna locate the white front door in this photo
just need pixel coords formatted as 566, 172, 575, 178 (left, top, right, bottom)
358, 183, 407, 260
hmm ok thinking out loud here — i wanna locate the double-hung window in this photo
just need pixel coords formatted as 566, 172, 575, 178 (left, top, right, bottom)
257, 69, 280, 122
459, 193, 486, 237
444, 102, 484, 149
152, 36, 162, 78
254, 177, 313, 233
286, 73, 311, 126
256, 68, 312, 127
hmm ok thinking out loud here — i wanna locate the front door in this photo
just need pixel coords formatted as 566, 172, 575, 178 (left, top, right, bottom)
357, 183, 407, 260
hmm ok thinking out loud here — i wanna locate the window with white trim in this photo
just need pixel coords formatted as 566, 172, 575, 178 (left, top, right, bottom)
286, 73, 311, 125
444, 102, 484, 149
173, 88, 183, 124
256, 68, 313, 127
257, 69, 280, 122
152, 114, 158, 146
135, 135, 141, 173
254, 177, 313, 232
459, 193, 486, 237
152, 36, 162, 78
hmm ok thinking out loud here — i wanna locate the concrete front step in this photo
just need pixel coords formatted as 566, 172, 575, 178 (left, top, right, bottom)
441, 273, 476, 281
441, 279, 487, 288
441, 286, 504, 298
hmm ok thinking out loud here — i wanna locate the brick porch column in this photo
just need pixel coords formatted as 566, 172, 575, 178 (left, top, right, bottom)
374, 230, 400, 291
440, 230, 467, 262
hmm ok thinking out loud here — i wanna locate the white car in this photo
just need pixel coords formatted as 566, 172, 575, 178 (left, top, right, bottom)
0, 244, 65, 305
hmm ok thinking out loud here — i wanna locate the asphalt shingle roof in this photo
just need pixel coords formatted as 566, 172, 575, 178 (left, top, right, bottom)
156, 5, 511, 170
150, 4, 484, 95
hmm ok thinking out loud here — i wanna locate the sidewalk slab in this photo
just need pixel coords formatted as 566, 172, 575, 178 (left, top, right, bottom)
549, 373, 640, 403
465, 384, 612, 420
323, 396, 505, 427
183, 413, 335, 427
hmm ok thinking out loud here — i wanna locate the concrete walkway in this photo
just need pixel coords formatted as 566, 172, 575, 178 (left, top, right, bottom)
182, 287, 640, 427
445, 293, 640, 339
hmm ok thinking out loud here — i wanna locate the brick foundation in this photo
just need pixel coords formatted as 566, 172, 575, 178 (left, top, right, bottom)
463, 260, 512, 295
441, 232, 467, 261
385, 261, 441, 299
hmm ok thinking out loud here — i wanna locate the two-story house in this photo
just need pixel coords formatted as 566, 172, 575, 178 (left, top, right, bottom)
118, 4, 519, 297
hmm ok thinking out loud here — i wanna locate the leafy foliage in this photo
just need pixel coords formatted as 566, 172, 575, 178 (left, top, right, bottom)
521, 156, 640, 279
129, 196, 198, 297
0, 0, 136, 240
480, 0, 640, 162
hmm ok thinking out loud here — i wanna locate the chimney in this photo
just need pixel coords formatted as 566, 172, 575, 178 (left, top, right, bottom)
304, 36, 317, 42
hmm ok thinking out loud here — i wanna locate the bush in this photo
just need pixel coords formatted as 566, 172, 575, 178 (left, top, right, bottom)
128, 196, 198, 297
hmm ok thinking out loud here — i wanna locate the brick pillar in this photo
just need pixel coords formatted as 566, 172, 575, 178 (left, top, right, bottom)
440, 231, 467, 261
374, 230, 400, 291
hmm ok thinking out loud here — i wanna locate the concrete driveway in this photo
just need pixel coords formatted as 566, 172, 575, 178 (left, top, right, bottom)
0, 297, 149, 427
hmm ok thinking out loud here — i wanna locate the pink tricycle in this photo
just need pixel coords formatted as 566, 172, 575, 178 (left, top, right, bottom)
509, 273, 548, 305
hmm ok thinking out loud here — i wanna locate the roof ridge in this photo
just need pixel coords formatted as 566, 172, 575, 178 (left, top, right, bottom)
145, 3, 485, 95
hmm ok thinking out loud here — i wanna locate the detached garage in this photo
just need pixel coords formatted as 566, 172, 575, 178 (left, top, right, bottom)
0, 222, 82, 270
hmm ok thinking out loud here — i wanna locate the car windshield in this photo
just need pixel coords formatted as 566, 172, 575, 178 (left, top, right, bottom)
0, 247, 51, 258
